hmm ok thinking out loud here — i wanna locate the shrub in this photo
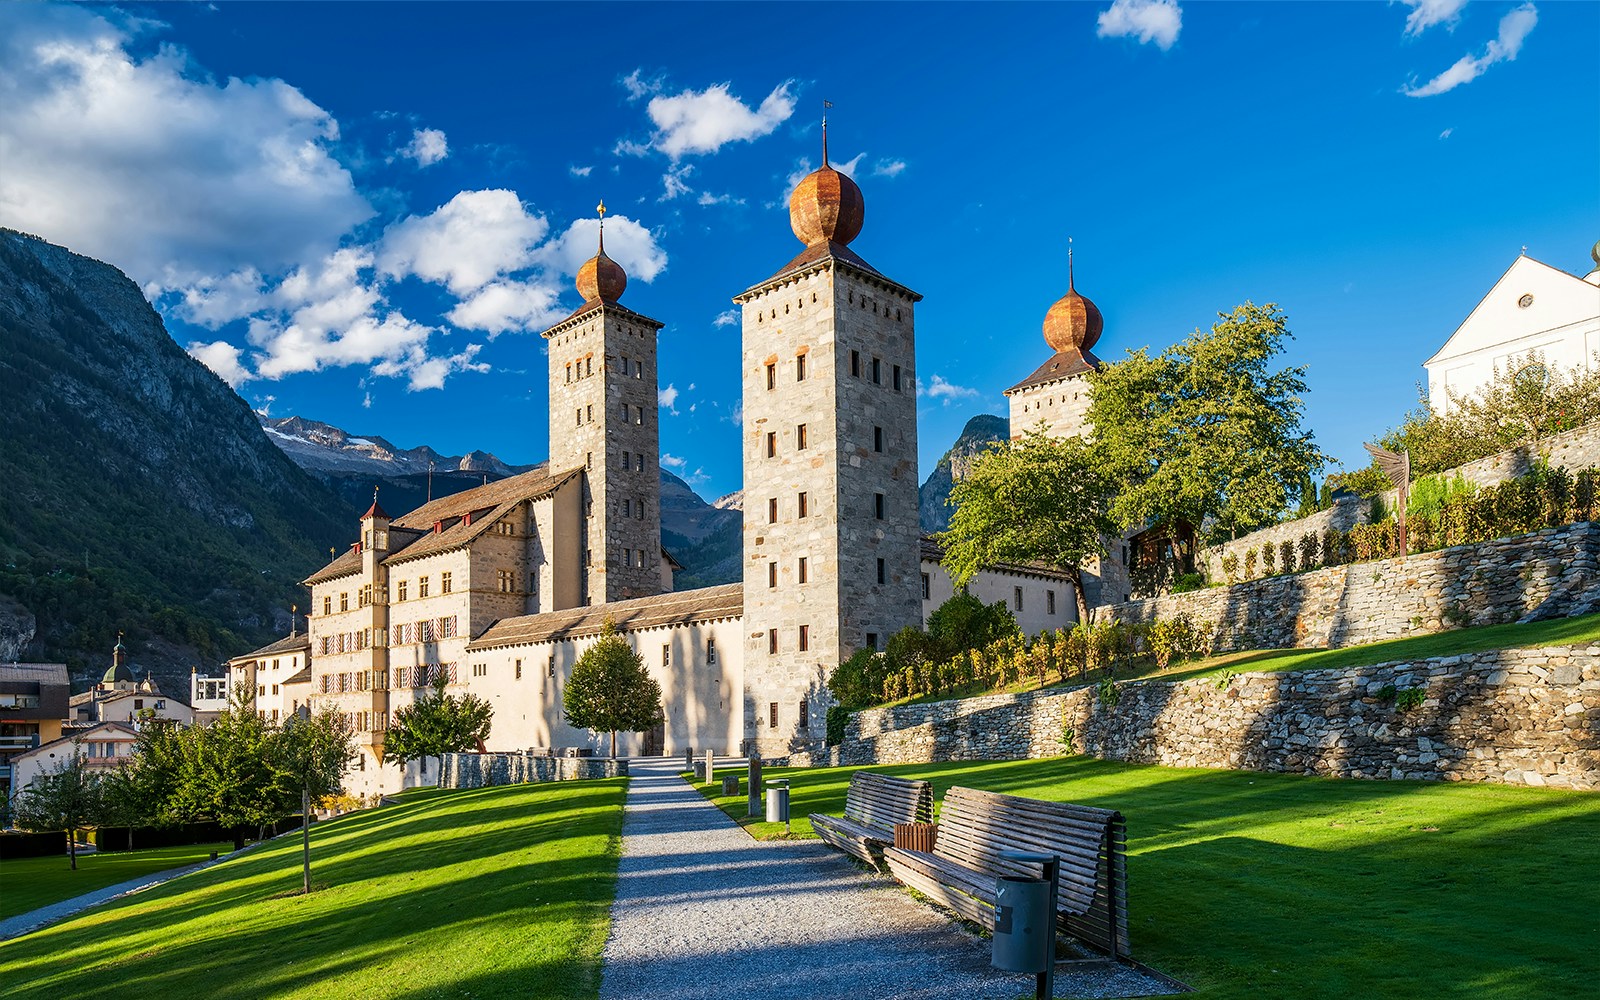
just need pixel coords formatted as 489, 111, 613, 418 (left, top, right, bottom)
1279, 540, 1296, 574
1221, 552, 1240, 584
1097, 676, 1121, 709
1244, 547, 1258, 579
1148, 614, 1197, 670
1395, 687, 1427, 712
1172, 572, 1205, 593
1261, 543, 1276, 575
825, 705, 850, 744
1299, 531, 1319, 571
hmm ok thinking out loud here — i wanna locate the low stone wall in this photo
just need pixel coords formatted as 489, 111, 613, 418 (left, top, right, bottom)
1200, 497, 1369, 583
440, 752, 627, 789
1097, 523, 1600, 653
796, 645, 1600, 789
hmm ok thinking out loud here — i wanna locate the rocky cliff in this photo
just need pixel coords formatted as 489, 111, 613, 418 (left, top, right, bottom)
918, 414, 1009, 533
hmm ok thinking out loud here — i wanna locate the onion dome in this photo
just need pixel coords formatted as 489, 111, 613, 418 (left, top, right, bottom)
1042, 253, 1103, 354
103, 633, 134, 685
788, 122, 864, 247
576, 200, 627, 303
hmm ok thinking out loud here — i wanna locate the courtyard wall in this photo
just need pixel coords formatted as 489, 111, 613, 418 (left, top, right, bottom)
439, 752, 626, 788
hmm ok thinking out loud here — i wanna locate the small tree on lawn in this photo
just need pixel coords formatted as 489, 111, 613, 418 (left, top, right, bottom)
14, 748, 104, 870
99, 762, 151, 851
563, 622, 665, 758
942, 428, 1118, 630
164, 686, 294, 850
386, 674, 493, 777
281, 706, 356, 893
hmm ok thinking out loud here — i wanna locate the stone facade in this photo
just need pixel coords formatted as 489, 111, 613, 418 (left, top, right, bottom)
543, 303, 666, 604
1007, 372, 1093, 443
801, 645, 1600, 790
1099, 523, 1600, 654
734, 259, 922, 757
440, 751, 627, 788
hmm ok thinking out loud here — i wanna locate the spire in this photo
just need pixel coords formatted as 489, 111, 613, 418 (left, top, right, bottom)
822, 99, 832, 166
576, 201, 628, 303
1068, 237, 1075, 291
362, 486, 389, 521
597, 200, 607, 254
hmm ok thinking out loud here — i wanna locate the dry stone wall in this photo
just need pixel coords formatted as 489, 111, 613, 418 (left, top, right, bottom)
1200, 497, 1369, 583
440, 752, 626, 788
1098, 523, 1600, 654
797, 646, 1600, 789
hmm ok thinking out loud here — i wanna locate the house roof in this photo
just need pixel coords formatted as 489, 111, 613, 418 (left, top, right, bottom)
282, 666, 312, 686
1005, 347, 1101, 395
919, 536, 1079, 584
19, 720, 139, 761
305, 467, 583, 584
543, 297, 665, 336
1425, 253, 1600, 368
231, 633, 312, 664
0, 662, 68, 688
734, 242, 922, 303
468, 583, 744, 651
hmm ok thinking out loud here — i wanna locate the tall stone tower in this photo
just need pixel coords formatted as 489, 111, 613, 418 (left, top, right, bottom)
541, 205, 665, 605
733, 131, 923, 756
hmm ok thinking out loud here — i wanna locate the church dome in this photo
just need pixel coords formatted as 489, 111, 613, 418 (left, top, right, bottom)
789, 163, 864, 247
1042, 265, 1103, 354
576, 201, 627, 304
103, 635, 133, 685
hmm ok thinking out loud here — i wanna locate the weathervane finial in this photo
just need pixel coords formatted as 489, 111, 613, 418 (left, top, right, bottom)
822, 99, 833, 165
597, 200, 608, 253
1068, 237, 1075, 289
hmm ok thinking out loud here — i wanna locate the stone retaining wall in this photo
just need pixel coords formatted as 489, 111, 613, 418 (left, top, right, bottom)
1199, 497, 1369, 583
440, 752, 627, 789
1097, 523, 1599, 653
794, 646, 1600, 789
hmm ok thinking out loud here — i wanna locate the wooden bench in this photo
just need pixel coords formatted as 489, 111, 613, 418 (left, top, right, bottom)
810, 771, 933, 867
882, 785, 1129, 959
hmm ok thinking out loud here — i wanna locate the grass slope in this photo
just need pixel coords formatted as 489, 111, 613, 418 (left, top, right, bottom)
0, 781, 625, 1000
694, 759, 1600, 1000
0, 841, 234, 920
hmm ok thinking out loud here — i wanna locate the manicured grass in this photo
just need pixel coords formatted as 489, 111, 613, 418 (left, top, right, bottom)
0, 780, 626, 999
0, 841, 234, 920
694, 758, 1600, 999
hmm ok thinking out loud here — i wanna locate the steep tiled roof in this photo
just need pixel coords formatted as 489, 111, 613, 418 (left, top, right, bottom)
232, 633, 312, 663
304, 467, 582, 584
736, 242, 921, 303
468, 584, 743, 651
544, 298, 665, 335
1004, 348, 1101, 395
919, 536, 1078, 583
282, 666, 312, 685
22, 721, 138, 760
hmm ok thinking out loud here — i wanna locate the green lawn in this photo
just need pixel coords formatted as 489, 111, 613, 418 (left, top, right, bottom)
0, 841, 234, 920
0, 780, 625, 999
693, 758, 1600, 999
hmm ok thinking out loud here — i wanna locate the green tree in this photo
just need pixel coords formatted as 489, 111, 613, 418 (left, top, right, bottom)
13, 748, 103, 870
386, 674, 494, 773
942, 429, 1117, 627
99, 762, 151, 851
281, 707, 357, 893
1089, 301, 1328, 544
562, 622, 665, 758
925, 591, 1018, 661
164, 693, 294, 850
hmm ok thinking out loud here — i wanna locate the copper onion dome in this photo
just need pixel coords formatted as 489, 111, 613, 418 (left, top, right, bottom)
788, 122, 864, 247
1042, 252, 1103, 354
576, 201, 627, 303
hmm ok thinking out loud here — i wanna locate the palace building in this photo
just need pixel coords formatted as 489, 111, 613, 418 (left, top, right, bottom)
291, 136, 1085, 798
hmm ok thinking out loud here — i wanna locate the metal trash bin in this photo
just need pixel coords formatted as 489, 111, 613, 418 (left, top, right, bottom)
992, 875, 1052, 972
765, 779, 790, 823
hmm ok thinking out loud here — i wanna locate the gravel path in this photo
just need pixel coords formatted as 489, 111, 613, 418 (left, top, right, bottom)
0, 855, 226, 941
598, 760, 1179, 1000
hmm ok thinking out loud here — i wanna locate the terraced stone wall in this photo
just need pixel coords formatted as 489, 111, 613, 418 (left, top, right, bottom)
439, 752, 626, 788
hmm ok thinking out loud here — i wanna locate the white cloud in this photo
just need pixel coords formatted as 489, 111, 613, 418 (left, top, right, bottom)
923, 374, 981, 404
447, 280, 565, 336
400, 127, 448, 167
377, 189, 548, 294
661, 453, 688, 471
372, 343, 489, 392
696, 191, 745, 207
569, 164, 594, 177
187, 339, 252, 387
661, 163, 695, 201
362, 392, 373, 409
658, 383, 680, 414
172, 268, 268, 329
634, 81, 796, 159
0, 5, 372, 288
873, 159, 907, 178
1096, 0, 1183, 50
713, 309, 739, 328
1399, 0, 1469, 36
1403, 3, 1537, 97
1439, 127, 1455, 139
833, 152, 867, 179
535, 215, 668, 283
621, 68, 663, 102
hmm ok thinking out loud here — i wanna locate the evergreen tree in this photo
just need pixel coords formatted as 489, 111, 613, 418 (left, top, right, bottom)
562, 622, 665, 758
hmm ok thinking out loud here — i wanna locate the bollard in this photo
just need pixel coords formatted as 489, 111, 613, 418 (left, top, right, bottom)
746, 755, 763, 821
684, 748, 694, 774
704, 749, 715, 787
721, 774, 739, 795
765, 778, 791, 834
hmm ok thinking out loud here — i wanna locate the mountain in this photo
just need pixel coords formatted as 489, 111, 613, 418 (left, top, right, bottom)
258, 413, 745, 591
0, 230, 350, 695
918, 414, 1010, 533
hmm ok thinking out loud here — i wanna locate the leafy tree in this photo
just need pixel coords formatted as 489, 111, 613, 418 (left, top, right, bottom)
164, 694, 294, 850
925, 591, 1017, 661
281, 707, 356, 893
99, 762, 151, 851
13, 749, 103, 870
942, 429, 1117, 627
1089, 301, 1328, 544
828, 647, 889, 709
562, 622, 665, 758
386, 674, 494, 772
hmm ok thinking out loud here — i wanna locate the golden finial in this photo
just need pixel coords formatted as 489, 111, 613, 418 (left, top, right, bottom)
597, 200, 608, 253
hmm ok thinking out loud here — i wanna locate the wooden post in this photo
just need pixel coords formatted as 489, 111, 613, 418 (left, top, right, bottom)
302, 787, 311, 894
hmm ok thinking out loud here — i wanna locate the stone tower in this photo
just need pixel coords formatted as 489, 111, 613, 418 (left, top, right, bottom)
541, 205, 665, 605
733, 131, 923, 756
356, 495, 392, 759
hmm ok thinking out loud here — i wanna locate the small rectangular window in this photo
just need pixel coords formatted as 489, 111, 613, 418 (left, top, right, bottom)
769, 702, 779, 729
797, 423, 808, 449
586, 403, 593, 422
635, 453, 645, 472
1014, 587, 1024, 611
663, 644, 671, 667
766, 432, 777, 458
340, 592, 349, 611
798, 557, 808, 583
893, 364, 902, 391
874, 426, 883, 452
874, 493, 885, 519
441, 571, 452, 594
798, 491, 809, 518
866, 632, 879, 651
921, 573, 931, 600
768, 630, 779, 654
768, 497, 778, 523
877, 558, 886, 585
796, 354, 807, 381
851, 350, 860, 377
707, 638, 717, 664
566, 364, 572, 383
515, 659, 523, 680
1047, 590, 1057, 615
872, 358, 881, 384
548, 656, 556, 677
576, 408, 582, 427
635, 405, 643, 425
798, 625, 810, 651
621, 356, 630, 376
623, 499, 632, 517
766, 363, 776, 390
769, 561, 778, 588
418, 576, 429, 599
799, 700, 809, 729
620, 402, 630, 423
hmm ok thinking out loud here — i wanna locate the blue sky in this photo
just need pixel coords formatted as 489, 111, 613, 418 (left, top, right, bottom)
2, 1, 1594, 501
